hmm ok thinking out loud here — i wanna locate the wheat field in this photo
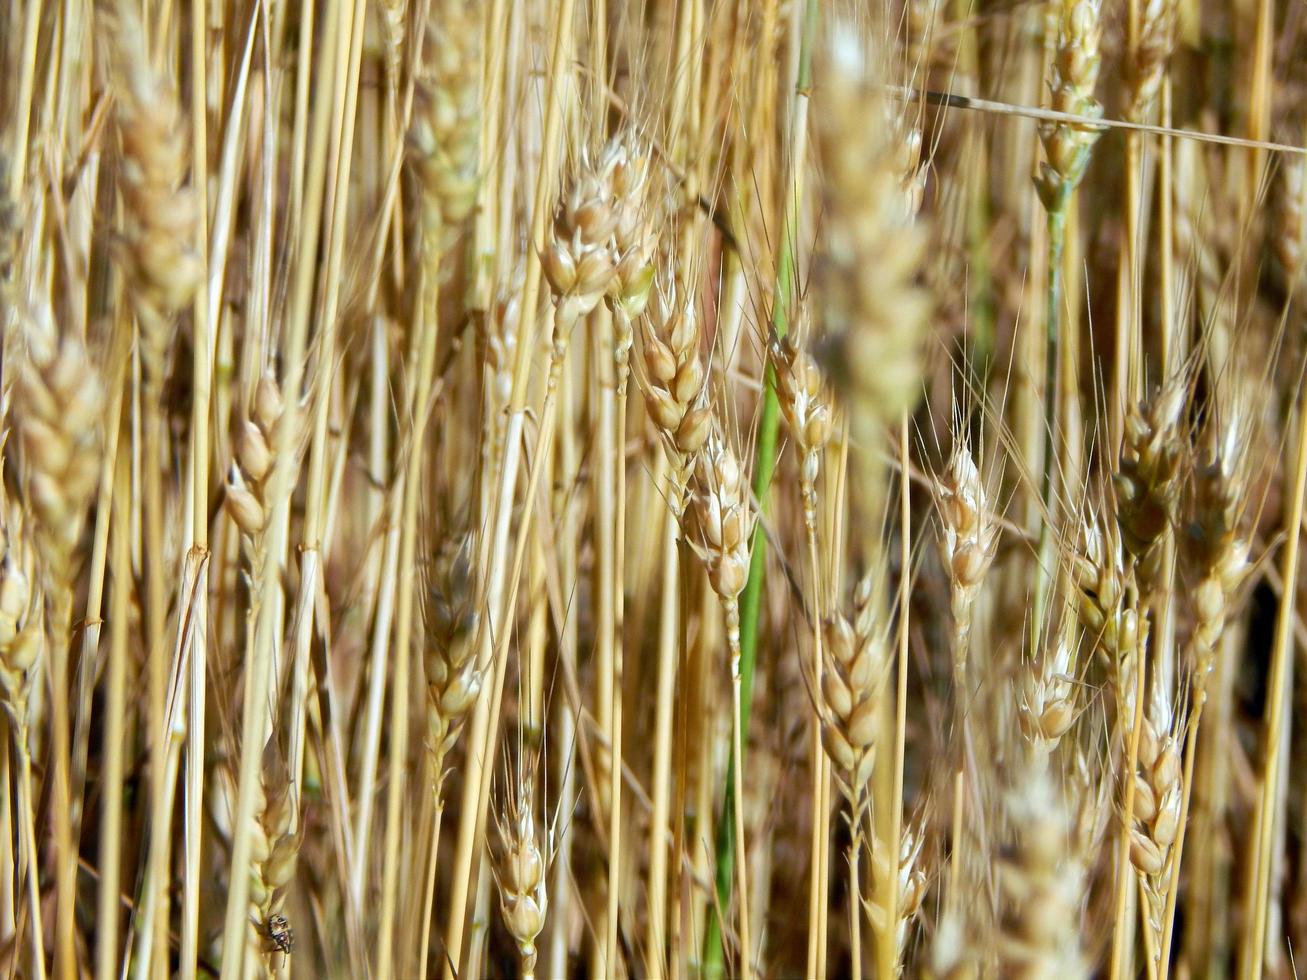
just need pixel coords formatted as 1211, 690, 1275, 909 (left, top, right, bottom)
0, 0, 1303, 976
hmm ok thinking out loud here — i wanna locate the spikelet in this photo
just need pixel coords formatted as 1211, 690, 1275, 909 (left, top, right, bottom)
1017, 630, 1078, 758
935, 445, 997, 677
225, 370, 284, 540
770, 324, 833, 532
115, 11, 201, 384
995, 767, 1088, 980
423, 533, 481, 792
495, 773, 548, 980
1035, 0, 1104, 211
408, 1, 480, 250
1114, 382, 1186, 562
813, 31, 931, 426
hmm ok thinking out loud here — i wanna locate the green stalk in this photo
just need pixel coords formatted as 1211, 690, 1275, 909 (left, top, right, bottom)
703, 3, 816, 975
701, 352, 779, 979
1034, 196, 1068, 632
700, 306, 781, 980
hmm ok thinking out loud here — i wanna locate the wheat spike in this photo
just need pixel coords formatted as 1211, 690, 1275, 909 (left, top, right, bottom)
687, 433, 753, 618
1126, 0, 1176, 122
636, 272, 711, 487
604, 133, 658, 395
1035, 0, 1104, 210
817, 574, 893, 811
1114, 383, 1186, 563
995, 766, 1088, 980
936, 445, 997, 678
408, 2, 480, 250
495, 772, 548, 980
1274, 151, 1307, 300
0, 504, 39, 727
814, 31, 931, 426
246, 752, 300, 965
115, 12, 202, 373
14, 319, 104, 586
865, 824, 928, 966
1131, 695, 1182, 890
1074, 511, 1143, 724
424, 533, 481, 787
542, 143, 622, 353
771, 325, 834, 532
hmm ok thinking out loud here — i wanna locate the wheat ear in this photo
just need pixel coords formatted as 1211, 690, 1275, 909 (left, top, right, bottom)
494, 768, 549, 980
417, 535, 481, 976
13, 314, 104, 979
0, 504, 45, 979
995, 765, 1089, 980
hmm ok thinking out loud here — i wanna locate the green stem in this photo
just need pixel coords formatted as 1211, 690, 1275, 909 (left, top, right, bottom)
1034, 198, 1067, 632
701, 367, 777, 980
703, 3, 817, 976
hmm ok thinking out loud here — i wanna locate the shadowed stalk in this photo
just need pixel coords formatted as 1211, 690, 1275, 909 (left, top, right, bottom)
1244, 395, 1307, 979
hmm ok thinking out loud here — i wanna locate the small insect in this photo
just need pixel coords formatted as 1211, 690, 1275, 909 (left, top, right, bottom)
263, 913, 294, 955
